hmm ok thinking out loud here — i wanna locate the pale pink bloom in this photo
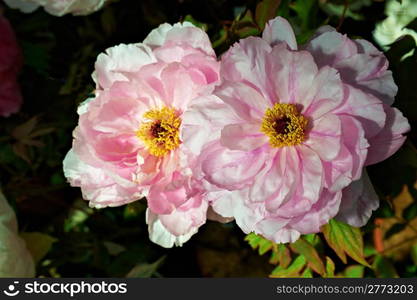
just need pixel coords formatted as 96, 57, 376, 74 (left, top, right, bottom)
64, 22, 220, 247
0, 15, 22, 117
183, 17, 409, 243
3, 0, 110, 16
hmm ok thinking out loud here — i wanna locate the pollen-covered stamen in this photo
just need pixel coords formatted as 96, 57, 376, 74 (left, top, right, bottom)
136, 107, 181, 157
261, 103, 307, 148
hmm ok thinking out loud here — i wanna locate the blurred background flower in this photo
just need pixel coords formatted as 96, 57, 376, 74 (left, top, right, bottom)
0, 190, 34, 277
373, 0, 417, 51
0, 13, 22, 117
3, 0, 111, 16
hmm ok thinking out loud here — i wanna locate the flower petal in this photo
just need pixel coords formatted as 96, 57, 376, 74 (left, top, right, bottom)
366, 105, 410, 165
336, 171, 379, 227
220, 123, 267, 151
262, 16, 297, 50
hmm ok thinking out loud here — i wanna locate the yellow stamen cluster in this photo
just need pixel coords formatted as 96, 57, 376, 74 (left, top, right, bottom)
136, 107, 181, 157
260, 103, 308, 148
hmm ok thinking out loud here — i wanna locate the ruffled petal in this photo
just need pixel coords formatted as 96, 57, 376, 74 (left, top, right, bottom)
262, 17, 297, 50
93, 43, 156, 89
336, 171, 379, 227
366, 105, 410, 165
146, 209, 199, 248
144, 22, 214, 56
305, 30, 357, 68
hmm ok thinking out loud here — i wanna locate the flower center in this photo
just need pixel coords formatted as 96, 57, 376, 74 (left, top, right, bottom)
136, 106, 181, 157
260, 103, 308, 148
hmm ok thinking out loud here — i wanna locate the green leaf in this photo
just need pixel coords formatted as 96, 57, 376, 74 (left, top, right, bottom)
21, 232, 57, 264
377, 201, 395, 218
291, 0, 319, 30
321, 219, 370, 267
245, 233, 273, 255
269, 244, 291, 268
364, 244, 378, 257
125, 256, 166, 278
301, 268, 313, 278
270, 255, 306, 277
255, 0, 282, 30
325, 257, 335, 277
212, 28, 228, 49
319, 0, 372, 21
183, 15, 207, 31
343, 265, 365, 278
290, 238, 325, 275
103, 241, 126, 256
373, 255, 399, 278
233, 10, 260, 38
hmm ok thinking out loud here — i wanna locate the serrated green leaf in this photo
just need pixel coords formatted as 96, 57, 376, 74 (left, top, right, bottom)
255, 0, 282, 30
321, 219, 370, 267
21, 232, 57, 264
270, 255, 306, 277
290, 238, 325, 275
343, 265, 365, 278
373, 255, 399, 278
245, 233, 273, 255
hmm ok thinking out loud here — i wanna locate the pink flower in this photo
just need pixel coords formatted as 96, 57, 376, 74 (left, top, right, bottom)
64, 22, 220, 247
0, 15, 22, 117
3, 0, 110, 16
183, 17, 409, 243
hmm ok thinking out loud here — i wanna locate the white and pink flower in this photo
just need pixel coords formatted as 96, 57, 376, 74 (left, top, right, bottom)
64, 22, 220, 247
182, 17, 410, 243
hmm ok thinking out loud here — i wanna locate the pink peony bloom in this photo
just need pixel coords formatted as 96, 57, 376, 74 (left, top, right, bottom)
0, 15, 22, 117
3, 0, 110, 16
183, 17, 409, 243
64, 22, 220, 247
